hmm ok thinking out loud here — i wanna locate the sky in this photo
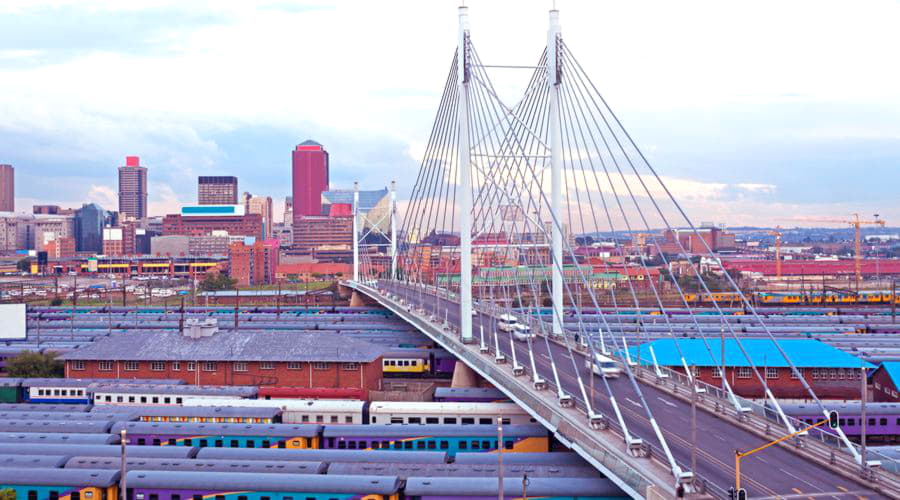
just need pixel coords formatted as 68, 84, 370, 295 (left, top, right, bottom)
0, 0, 898, 228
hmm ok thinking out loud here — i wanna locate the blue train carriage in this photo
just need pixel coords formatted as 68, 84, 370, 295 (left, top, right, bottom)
124, 471, 401, 500
321, 424, 549, 456
0, 468, 120, 500
404, 476, 625, 499
111, 421, 322, 449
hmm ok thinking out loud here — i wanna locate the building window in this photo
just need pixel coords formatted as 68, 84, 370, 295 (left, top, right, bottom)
287, 362, 302, 370
99, 361, 113, 372
124, 361, 139, 371
790, 368, 801, 379
151, 361, 166, 372
172, 361, 181, 371
260, 362, 275, 370
765, 367, 779, 379
829, 369, 837, 380
203, 362, 217, 372
71, 360, 85, 371
233, 362, 248, 372
187, 362, 196, 371
313, 362, 329, 370
711, 366, 722, 379
343, 363, 360, 371
737, 367, 751, 379
690, 366, 700, 378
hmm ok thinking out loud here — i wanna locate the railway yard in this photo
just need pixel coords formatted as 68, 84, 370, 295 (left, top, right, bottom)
0, 304, 899, 497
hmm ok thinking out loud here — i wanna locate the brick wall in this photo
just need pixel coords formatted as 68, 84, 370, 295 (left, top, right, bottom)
872, 368, 900, 402
691, 366, 863, 399
67, 358, 383, 392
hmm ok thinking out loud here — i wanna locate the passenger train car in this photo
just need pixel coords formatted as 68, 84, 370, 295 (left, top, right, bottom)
367, 402, 535, 426
380, 348, 455, 378
776, 402, 900, 442
0, 468, 120, 500
433, 387, 509, 403
321, 424, 548, 456
683, 290, 900, 306
111, 422, 321, 449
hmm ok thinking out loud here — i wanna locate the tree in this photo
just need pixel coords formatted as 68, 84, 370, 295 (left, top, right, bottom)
0, 488, 15, 500
198, 272, 237, 292
6, 351, 64, 378
50, 297, 63, 306
16, 257, 31, 272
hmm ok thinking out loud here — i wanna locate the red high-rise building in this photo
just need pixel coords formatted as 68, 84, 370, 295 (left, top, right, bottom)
291, 140, 329, 220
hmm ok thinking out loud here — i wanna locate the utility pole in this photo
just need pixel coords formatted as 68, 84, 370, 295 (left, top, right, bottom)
691, 363, 697, 476
497, 416, 504, 500
276, 280, 281, 319
861, 365, 868, 474
179, 296, 185, 334
457, 4, 474, 343
120, 429, 127, 500
521, 473, 528, 500
234, 288, 240, 331
71, 272, 77, 341
548, 7, 564, 337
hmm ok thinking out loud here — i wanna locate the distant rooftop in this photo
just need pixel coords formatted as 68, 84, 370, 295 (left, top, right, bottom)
62, 330, 385, 363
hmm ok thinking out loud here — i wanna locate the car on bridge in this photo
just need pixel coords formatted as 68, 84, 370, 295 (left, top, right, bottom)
587, 353, 622, 378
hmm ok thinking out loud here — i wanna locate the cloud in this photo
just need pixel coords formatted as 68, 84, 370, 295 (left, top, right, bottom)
0, 0, 898, 227
86, 184, 117, 209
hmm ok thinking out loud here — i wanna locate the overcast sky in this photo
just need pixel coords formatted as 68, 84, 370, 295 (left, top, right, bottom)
1, 0, 898, 227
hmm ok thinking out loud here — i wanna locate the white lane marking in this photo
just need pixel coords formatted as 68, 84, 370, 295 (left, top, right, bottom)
625, 398, 642, 407
657, 397, 677, 408
781, 468, 824, 492
756, 456, 769, 464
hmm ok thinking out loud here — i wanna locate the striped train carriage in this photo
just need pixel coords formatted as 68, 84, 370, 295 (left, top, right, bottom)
179, 397, 368, 425
90, 384, 256, 407
115, 405, 282, 424
111, 422, 322, 449
65, 456, 328, 475
124, 470, 401, 500
0, 468, 120, 500
321, 424, 549, 457
22, 378, 183, 405
404, 476, 622, 499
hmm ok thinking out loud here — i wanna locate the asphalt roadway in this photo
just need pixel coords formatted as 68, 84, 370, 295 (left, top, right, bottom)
382, 281, 882, 499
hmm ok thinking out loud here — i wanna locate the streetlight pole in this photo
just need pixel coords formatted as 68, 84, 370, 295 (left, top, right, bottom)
497, 416, 504, 500
120, 429, 127, 500
861, 365, 868, 475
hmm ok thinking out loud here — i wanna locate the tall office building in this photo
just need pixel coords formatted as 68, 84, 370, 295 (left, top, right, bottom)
291, 140, 329, 219
198, 176, 238, 205
74, 203, 107, 253
0, 164, 14, 212
118, 156, 148, 219
243, 193, 274, 240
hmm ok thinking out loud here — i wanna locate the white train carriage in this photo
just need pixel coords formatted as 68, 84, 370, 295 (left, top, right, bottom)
367, 401, 535, 426
90, 384, 256, 406
180, 397, 368, 425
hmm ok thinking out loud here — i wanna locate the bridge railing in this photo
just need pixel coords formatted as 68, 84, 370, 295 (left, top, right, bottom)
371, 280, 729, 497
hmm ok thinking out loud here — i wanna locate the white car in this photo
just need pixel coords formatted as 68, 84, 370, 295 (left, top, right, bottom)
587, 353, 622, 378
512, 323, 534, 342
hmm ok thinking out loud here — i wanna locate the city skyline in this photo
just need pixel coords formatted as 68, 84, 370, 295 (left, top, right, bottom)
0, 1, 897, 226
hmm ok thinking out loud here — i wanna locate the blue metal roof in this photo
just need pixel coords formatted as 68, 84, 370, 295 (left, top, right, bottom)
878, 362, 900, 387
623, 338, 874, 369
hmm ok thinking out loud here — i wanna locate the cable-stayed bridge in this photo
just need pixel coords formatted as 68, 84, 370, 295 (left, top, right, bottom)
344, 6, 899, 499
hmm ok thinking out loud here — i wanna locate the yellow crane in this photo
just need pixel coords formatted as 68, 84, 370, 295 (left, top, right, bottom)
766, 226, 783, 278
797, 214, 886, 287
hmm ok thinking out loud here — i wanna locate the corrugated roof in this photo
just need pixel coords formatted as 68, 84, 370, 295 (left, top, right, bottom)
61, 330, 385, 363
623, 338, 874, 369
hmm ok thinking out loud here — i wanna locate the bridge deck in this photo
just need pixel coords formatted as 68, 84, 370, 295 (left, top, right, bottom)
354, 281, 887, 499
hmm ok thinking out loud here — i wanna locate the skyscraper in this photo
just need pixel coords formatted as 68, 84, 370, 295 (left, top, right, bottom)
118, 156, 148, 219
243, 192, 274, 240
0, 164, 14, 212
198, 176, 238, 205
74, 203, 107, 253
291, 140, 329, 219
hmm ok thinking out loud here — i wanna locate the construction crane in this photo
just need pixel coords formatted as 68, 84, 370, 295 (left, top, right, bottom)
797, 214, 886, 288
766, 226, 783, 278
